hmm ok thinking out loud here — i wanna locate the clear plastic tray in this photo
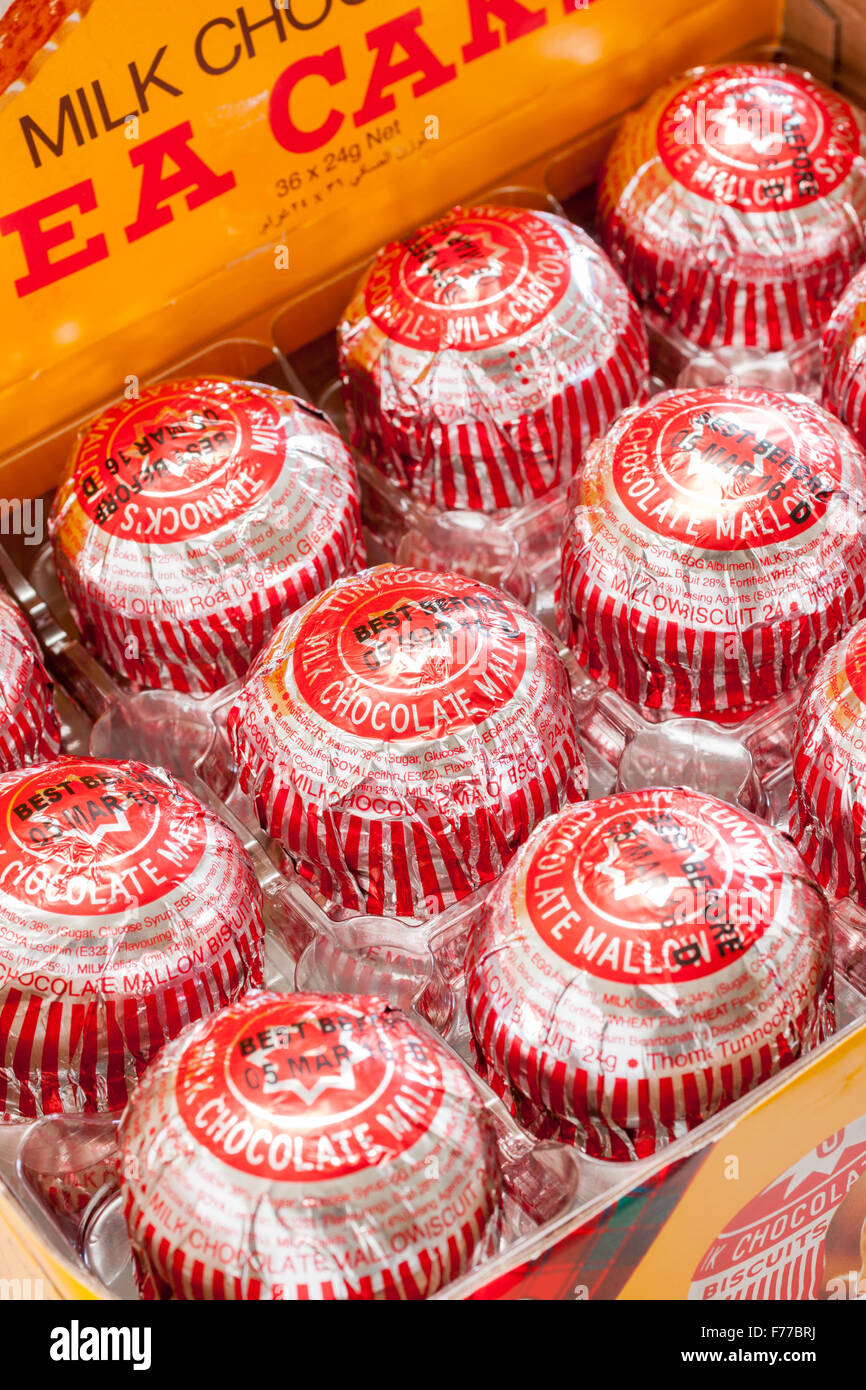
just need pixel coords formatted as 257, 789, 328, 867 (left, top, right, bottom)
0, 522, 807, 1037
311, 185, 582, 628
1, 513, 864, 1299
2, 1023, 585, 1301
0, 193, 861, 1302
3, 963, 863, 1302
298, 184, 825, 631
645, 315, 824, 400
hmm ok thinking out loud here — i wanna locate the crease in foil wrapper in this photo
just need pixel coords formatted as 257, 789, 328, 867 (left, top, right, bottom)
790, 615, 866, 905
466, 787, 835, 1162
228, 564, 587, 921
599, 62, 866, 356
0, 755, 265, 1120
118, 991, 504, 1300
0, 586, 61, 770
823, 262, 866, 452
557, 385, 866, 725
338, 205, 648, 512
48, 377, 365, 695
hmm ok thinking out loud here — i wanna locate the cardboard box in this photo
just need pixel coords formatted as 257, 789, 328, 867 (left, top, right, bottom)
450, 1002, 866, 1300
0, 0, 784, 493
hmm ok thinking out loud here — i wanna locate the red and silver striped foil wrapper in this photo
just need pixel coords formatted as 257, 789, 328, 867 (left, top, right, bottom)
49, 377, 364, 694
790, 616, 866, 904
0, 756, 264, 1120
599, 62, 866, 352
467, 787, 834, 1161
823, 264, 866, 449
557, 386, 866, 723
120, 991, 500, 1300
228, 565, 587, 920
338, 204, 648, 511
0, 589, 60, 770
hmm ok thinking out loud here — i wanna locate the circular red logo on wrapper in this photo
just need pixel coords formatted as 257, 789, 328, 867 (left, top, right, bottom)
176, 998, 445, 1183
286, 572, 528, 741
72, 380, 286, 543
521, 794, 777, 985
610, 391, 839, 551
364, 207, 573, 351
657, 66, 859, 213
0, 760, 204, 916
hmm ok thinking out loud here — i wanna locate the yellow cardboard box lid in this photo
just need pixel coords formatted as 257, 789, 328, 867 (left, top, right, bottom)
0, 0, 783, 488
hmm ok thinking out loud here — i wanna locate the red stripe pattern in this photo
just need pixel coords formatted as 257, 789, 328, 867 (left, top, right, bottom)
339, 206, 648, 512
557, 387, 866, 723
466, 789, 834, 1162
0, 590, 61, 770
823, 263, 866, 450
790, 617, 866, 904
599, 63, 866, 353
229, 566, 587, 920
0, 757, 264, 1118
120, 993, 500, 1300
49, 379, 365, 695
